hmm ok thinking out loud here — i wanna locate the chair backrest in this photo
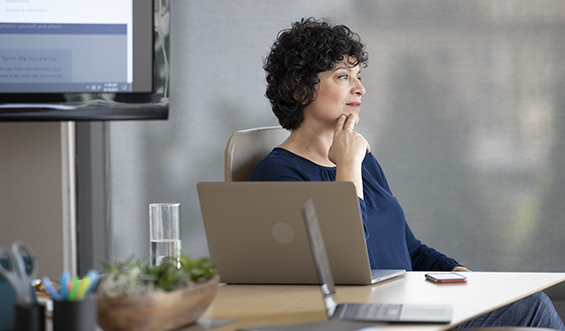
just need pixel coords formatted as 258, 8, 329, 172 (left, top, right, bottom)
224, 126, 289, 181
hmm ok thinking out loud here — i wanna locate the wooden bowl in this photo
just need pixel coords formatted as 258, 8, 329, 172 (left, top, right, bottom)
97, 275, 219, 331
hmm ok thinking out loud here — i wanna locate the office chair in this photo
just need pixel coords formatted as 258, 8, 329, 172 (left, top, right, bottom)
224, 126, 289, 181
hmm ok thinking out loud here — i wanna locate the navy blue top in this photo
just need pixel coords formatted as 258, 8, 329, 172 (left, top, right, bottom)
251, 148, 461, 271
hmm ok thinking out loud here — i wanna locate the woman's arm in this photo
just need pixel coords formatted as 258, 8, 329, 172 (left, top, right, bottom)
329, 114, 370, 198
405, 225, 465, 271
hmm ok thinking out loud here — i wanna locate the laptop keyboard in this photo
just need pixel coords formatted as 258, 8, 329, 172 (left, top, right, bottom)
339, 303, 403, 321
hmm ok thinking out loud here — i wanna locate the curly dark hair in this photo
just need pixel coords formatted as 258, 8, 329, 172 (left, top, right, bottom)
263, 17, 368, 130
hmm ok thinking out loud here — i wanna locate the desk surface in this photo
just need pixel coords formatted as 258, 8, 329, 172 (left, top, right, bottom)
194, 272, 565, 331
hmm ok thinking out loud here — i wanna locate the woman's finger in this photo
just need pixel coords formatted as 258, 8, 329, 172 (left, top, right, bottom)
343, 114, 357, 131
335, 115, 347, 132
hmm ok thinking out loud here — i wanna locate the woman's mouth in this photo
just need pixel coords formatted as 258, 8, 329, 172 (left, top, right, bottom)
346, 102, 361, 108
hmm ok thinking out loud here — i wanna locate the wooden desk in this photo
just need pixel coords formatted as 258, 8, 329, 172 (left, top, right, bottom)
195, 272, 565, 331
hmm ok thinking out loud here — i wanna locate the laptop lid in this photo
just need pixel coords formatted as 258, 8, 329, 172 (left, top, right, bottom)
197, 181, 377, 285
300, 197, 339, 319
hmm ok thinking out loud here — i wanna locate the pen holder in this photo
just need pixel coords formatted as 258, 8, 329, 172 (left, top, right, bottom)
53, 296, 97, 331
13, 304, 45, 331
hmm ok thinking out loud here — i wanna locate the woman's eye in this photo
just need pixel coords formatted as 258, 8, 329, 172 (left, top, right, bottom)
338, 74, 348, 80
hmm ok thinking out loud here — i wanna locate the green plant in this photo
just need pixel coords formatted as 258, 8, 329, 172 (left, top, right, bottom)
97, 254, 216, 297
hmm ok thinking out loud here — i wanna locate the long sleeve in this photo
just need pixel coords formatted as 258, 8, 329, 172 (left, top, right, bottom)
405, 225, 461, 271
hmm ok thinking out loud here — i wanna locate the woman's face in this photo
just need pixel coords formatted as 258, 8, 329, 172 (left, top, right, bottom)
303, 58, 366, 129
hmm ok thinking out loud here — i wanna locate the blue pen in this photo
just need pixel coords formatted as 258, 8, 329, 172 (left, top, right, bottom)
83, 269, 100, 298
42, 276, 63, 301
60, 271, 70, 300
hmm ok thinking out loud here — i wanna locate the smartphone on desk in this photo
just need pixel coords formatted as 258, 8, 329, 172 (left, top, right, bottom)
425, 272, 467, 283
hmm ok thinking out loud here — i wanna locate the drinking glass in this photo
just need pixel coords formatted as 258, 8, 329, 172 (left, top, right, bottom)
149, 203, 181, 267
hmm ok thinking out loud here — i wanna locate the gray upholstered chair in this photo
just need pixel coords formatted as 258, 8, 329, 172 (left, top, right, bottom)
224, 126, 289, 181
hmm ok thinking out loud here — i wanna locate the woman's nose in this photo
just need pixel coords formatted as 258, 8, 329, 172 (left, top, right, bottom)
354, 79, 365, 96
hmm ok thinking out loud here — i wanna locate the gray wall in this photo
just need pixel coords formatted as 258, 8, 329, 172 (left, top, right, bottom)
0, 123, 65, 279
86, 0, 565, 309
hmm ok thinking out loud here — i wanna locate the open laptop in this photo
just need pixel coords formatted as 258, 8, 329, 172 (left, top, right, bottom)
301, 197, 452, 323
197, 181, 405, 285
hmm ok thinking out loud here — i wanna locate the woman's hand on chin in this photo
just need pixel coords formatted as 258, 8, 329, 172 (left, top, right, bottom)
329, 114, 370, 166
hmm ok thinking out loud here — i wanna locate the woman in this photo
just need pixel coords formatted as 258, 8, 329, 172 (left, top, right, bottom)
252, 17, 564, 329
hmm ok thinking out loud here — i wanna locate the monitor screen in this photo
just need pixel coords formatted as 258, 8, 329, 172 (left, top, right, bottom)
0, 0, 169, 120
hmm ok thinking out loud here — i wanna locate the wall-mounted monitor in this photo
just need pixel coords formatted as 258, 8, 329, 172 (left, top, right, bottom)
0, 0, 169, 120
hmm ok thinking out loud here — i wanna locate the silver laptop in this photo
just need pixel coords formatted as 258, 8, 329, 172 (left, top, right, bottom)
301, 197, 452, 323
197, 181, 405, 285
